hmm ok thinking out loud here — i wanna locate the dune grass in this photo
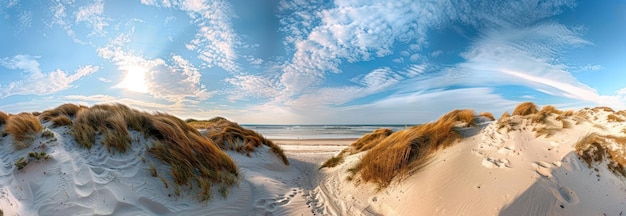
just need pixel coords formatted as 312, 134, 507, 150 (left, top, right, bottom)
0, 111, 8, 126
72, 105, 132, 153
607, 114, 624, 122
575, 133, 626, 177
202, 117, 289, 165
5, 113, 42, 150
512, 102, 538, 116
592, 106, 615, 113
51, 115, 73, 127
479, 112, 495, 121
66, 103, 241, 201
320, 128, 394, 169
347, 109, 474, 188
39, 103, 86, 121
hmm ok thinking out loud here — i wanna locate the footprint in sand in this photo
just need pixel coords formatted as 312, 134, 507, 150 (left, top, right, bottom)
481, 157, 510, 169
533, 161, 553, 179
549, 185, 579, 205
254, 188, 303, 214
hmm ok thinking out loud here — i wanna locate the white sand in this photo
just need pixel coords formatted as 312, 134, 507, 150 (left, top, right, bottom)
2, 109, 626, 215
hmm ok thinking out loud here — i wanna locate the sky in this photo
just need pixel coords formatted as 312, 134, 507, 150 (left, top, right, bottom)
1, 0, 625, 124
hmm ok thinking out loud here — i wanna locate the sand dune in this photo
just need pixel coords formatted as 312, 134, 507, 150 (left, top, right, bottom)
1, 103, 626, 215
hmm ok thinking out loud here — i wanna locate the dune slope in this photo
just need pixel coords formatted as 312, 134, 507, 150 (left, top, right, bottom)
320, 104, 626, 215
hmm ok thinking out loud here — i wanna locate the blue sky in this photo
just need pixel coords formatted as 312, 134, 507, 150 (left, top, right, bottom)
1, 0, 625, 124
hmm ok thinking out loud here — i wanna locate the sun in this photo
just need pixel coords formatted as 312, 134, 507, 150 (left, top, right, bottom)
114, 66, 149, 93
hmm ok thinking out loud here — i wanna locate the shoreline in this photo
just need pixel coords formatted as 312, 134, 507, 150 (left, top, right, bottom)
271, 138, 357, 146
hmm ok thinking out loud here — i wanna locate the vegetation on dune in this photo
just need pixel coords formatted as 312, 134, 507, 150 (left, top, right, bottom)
66, 103, 242, 201
576, 133, 626, 178
479, 112, 495, 121
320, 128, 394, 169
202, 117, 289, 165
512, 102, 538, 116
592, 106, 615, 113
5, 113, 42, 150
0, 111, 8, 126
148, 113, 239, 201
39, 103, 86, 122
51, 115, 73, 127
607, 114, 624, 122
15, 151, 51, 170
72, 105, 133, 153
341, 109, 475, 188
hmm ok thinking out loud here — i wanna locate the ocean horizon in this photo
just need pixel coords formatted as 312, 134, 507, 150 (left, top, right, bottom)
242, 124, 416, 140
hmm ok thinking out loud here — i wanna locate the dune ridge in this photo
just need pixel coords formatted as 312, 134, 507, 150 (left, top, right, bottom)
2, 102, 626, 215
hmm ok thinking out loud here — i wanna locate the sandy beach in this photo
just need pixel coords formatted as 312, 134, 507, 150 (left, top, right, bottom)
2, 103, 626, 215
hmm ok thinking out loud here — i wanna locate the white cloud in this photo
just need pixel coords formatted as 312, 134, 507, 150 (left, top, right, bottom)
74, 0, 108, 36
283, 88, 518, 124
571, 64, 604, 72
286, 67, 403, 107
141, 0, 240, 73
98, 37, 213, 102
0, 55, 98, 98
16, 11, 32, 32
431, 50, 443, 57
228, 0, 448, 106
98, 77, 111, 82
0, 54, 41, 74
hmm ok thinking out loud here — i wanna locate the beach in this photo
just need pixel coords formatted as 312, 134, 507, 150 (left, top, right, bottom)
2, 104, 626, 215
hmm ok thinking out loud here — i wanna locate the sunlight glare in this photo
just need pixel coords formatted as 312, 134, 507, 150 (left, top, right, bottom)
115, 66, 149, 93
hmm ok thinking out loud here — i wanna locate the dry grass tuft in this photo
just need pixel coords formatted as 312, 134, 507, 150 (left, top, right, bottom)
0, 111, 8, 126
148, 114, 239, 197
540, 105, 562, 115
607, 114, 624, 122
563, 110, 575, 116
351, 128, 393, 152
512, 102, 538, 116
6, 113, 42, 150
321, 128, 393, 169
320, 155, 345, 169
51, 116, 73, 127
39, 103, 86, 121
203, 117, 289, 165
72, 103, 157, 153
350, 109, 469, 188
479, 112, 495, 121
576, 133, 626, 177
592, 106, 615, 113
71, 103, 240, 200
500, 111, 511, 120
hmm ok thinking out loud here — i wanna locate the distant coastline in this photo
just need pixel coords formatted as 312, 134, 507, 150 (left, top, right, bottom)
242, 124, 417, 140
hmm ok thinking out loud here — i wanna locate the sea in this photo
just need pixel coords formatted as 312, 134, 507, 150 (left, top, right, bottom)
241, 125, 414, 140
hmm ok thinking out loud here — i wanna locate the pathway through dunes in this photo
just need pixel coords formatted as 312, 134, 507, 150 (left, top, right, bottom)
3, 103, 626, 215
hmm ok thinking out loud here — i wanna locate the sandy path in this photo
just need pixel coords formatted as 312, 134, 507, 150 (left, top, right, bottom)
267, 138, 355, 215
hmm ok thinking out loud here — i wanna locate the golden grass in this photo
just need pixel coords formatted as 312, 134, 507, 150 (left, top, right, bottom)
592, 106, 615, 113
350, 109, 469, 188
69, 103, 241, 201
540, 105, 562, 115
320, 155, 344, 169
512, 102, 538, 116
0, 111, 8, 126
6, 103, 246, 202
575, 133, 626, 177
320, 128, 393, 169
351, 128, 393, 152
479, 112, 495, 121
5, 113, 42, 150
500, 111, 511, 119
202, 117, 289, 165
147, 113, 239, 197
607, 114, 624, 122
563, 110, 575, 116
51, 116, 73, 127
39, 103, 86, 121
